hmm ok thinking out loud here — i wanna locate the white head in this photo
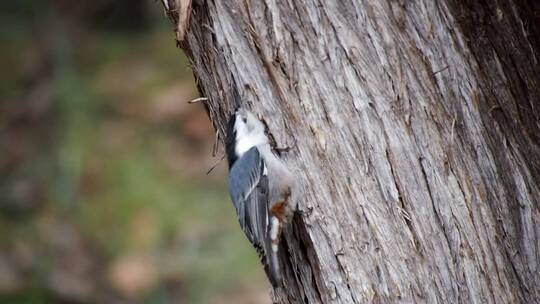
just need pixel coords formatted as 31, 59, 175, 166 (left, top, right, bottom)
233, 108, 268, 156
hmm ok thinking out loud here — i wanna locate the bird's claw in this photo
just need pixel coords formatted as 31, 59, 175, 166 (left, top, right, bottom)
275, 138, 297, 154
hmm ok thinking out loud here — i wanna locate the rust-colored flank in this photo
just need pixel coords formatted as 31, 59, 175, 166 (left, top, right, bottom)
270, 188, 291, 221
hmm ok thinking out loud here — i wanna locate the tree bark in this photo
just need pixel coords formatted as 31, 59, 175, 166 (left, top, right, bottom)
164, 0, 540, 303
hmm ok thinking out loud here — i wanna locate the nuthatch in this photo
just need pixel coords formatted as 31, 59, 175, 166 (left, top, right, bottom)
225, 108, 295, 287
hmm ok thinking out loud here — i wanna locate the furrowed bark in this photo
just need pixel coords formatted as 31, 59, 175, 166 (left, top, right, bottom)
163, 0, 540, 302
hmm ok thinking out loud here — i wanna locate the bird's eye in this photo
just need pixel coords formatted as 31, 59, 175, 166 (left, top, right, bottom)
242, 117, 247, 123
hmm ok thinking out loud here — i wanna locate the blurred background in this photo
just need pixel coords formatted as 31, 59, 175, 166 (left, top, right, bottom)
0, 1, 268, 303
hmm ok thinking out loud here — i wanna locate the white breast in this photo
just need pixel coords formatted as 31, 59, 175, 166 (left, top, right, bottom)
235, 132, 268, 157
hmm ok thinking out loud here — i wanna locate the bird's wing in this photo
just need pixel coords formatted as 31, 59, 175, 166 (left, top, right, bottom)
228, 147, 281, 286
228, 147, 268, 244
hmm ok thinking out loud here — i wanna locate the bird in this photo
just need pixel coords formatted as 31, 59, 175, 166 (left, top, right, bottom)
225, 107, 295, 287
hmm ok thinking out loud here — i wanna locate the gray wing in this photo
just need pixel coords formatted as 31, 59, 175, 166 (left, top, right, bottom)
228, 147, 269, 245
228, 148, 281, 286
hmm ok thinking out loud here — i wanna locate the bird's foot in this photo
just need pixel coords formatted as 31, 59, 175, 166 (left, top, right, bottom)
274, 138, 297, 155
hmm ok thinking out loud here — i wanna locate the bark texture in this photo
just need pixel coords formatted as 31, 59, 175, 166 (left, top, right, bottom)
165, 0, 540, 302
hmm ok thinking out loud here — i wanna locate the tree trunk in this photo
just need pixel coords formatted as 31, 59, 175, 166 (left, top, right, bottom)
164, 0, 540, 302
